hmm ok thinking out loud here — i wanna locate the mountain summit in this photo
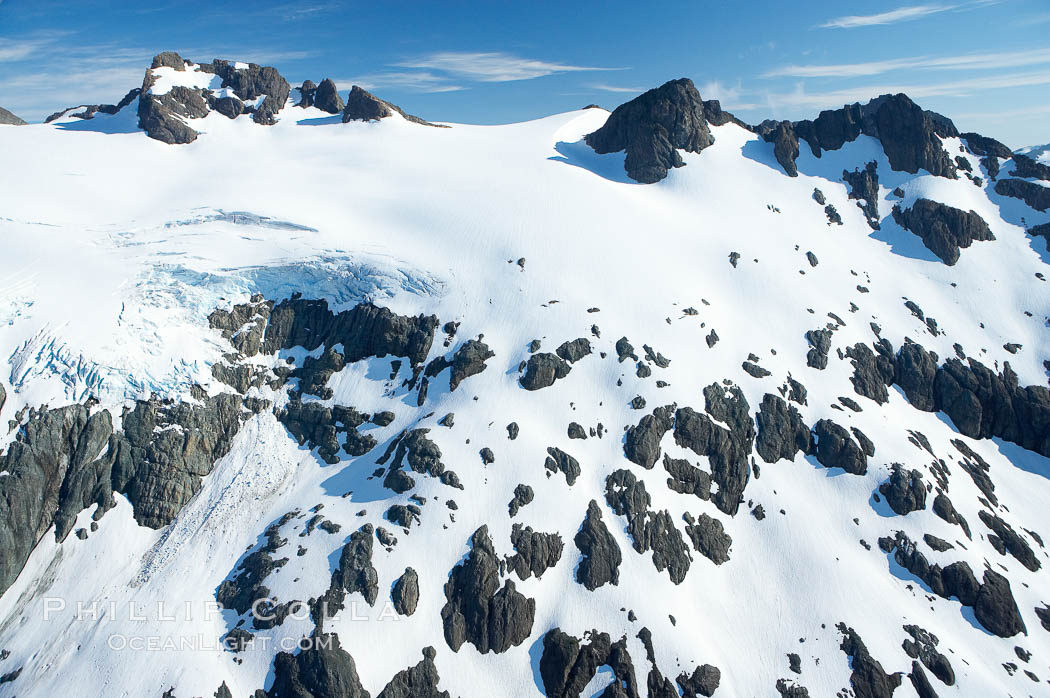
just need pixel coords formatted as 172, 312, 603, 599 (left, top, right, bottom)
0, 52, 1048, 698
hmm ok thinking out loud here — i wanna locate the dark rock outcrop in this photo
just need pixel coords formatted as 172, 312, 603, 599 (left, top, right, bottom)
978, 511, 1040, 571
440, 526, 535, 653
574, 500, 622, 590
448, 338, 494, 390
544, 447, 581, 485
878, 465, 927, 515
506, 524, 563, 580
837, 624, 902, 698
672, 384, 755, 516
843, 161, 881, 229
267, 633, 368, 698
812, 419, 869, 475
392, 567, 419, 616
377, 647, 450, 698
520, 352, 572, 390
508, 483, 534, 517
310, 78, 345, 114
973, 569, 1026, 638
683, 512, 732, 565
755, 394, 812, 464
605, 469, 692, 583
891, 199, 994, 265
539, 628, 644, 698
961, 132, 1011, 178
585, 78, 715, 183
1010, 153, 1050, 181
342, 85, 440, 126
995, 178, 1050, 212
624, 404, 676, 469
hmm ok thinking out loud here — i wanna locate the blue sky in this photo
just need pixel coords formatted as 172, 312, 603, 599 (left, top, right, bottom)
1, 0, 1047, 146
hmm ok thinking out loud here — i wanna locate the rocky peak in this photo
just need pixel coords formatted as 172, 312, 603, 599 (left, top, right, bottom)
585, 77, 715, 183
297, 77, 345, 114
341, 85, 443, 127
0, 106, 27, 126
136, 51, 292, 143
760, 93, 959, 179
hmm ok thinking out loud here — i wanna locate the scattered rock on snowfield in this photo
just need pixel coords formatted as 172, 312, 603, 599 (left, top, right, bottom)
878, 464, 927, 515
519, 352, 571, 390
440, 526, 536, 653
574, 500, 621, 590
891, 198, 994, 265
392, 567, 419, 616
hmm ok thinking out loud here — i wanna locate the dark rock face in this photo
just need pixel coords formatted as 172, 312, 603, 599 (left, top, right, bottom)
217, 512, 294, 621
755, 394, 812, 464
872, 94, 957, 177
663, 454, 711, 500
805, 328, 832, 370
837, 624, 902, 698
974, 570, 1026, 638
151, 51, 187, 70
878, 465, 927, 515
624, 404, 676, 469
342, 85, 439, 126
310, 78, 345, 114
961, 132, 1011, 179
262, 298, 438, 367
763, 94, 957, 179
767, 121, 800, 177
995, 178, 1050, 212
544, 447, 582, 485
520, 352, 572, 390
540, 629, 635, 698
585, 78, 715, 183
296, 80, 317, 107
0, 106, 27, 126
683, 512, 732, 565
332, 525, 379, 607
448, 339, 494, 390
1010, 153, 1050, 181
392, 567, 419, 616
812, 419, 869, 475
138, 53, 292, 142
508, 483, 534, 517
440, 526, 535, 653
672, 384, 755, 516
381, 428, 461, 493
880, 531, 1024, 637
843, 161, 881, 229
978, 511, 1040, 571
677, 664, 721, 697
891, 199, 994, 265
932, 494, 971, 538
0, 405, 111, 594
574, 500, 622, 590
377, 647, 450, 698
902, 625, 954, 687
267, 633, 368, 698
605, 469, 692, 584
506, 524, 563, 580
556, 338, 592, 363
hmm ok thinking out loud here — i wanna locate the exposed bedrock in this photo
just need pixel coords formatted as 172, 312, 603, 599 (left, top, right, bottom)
342, 85, 443, 127
574, 499, 622, 590
585, 78, 715, 184
0, 105, 28, 125
891, 199, 994, 265
1009, 153, 1050, 181
297, 78, 344, 114
845, 339, 1050, 459
843, 161, 881, 229
623, 404, 677, 468
881, 532, 1026, 637
812, 419, 870, 475
995, 177, 1050, 212
755, 393, 812, 464
605, 469, 692, 583
672, 383, 755, 516
520, 352, 572, 390
760, 93, 957, 179
440, 526, 535, 654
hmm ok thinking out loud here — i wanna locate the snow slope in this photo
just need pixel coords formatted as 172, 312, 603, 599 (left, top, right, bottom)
0, 79, 1048, 698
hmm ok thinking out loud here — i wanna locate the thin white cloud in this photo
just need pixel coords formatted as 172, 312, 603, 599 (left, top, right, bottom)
0, 31, 73, 62
335, 71, 465, 93
587, 83, 645, 93
765, 48, 1050, 78
394, 51, 621, 82
759, 70, 1050, 112
820, 4, 950, 29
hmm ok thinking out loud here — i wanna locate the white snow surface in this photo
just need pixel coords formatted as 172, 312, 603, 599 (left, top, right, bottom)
0, 96, 1048, 698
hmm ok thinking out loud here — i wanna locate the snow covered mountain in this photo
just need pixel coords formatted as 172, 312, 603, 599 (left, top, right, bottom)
1, 52, 1049, 698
